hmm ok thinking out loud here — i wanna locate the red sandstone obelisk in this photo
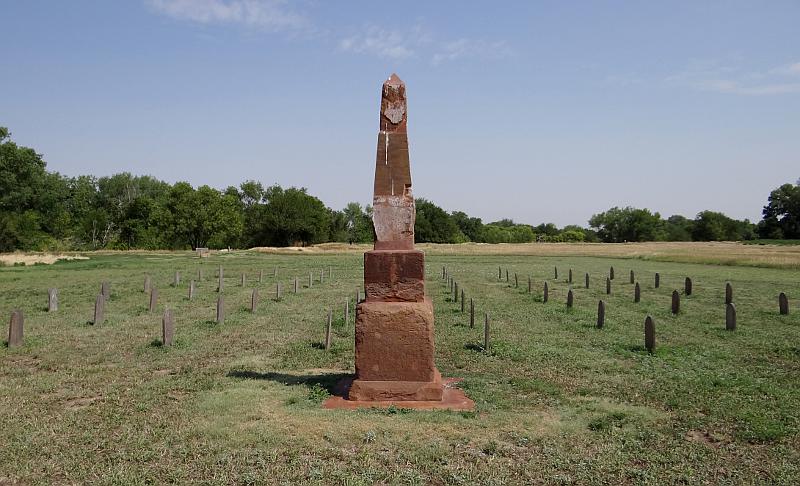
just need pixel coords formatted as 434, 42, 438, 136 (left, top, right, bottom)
348, 74, 444, 401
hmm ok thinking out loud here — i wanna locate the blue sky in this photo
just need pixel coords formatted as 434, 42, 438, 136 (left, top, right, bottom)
2, 1, 799, 226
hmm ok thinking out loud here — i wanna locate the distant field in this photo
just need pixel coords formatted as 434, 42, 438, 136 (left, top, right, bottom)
1, 248, 799, 483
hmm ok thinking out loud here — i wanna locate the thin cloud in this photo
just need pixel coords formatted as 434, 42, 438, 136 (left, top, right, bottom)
668, 60, 800, 96
338, 25, 415, 60
146, 0, 308, 31
431, 39, 512, 66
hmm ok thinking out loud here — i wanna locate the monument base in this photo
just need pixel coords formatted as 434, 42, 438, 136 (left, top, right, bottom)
323, 377, 474, 411
349, 369, 444, 401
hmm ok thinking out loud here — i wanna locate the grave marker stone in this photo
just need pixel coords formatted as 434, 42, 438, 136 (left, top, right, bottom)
144, 275, 151, 293
568, 269, 573, 284
644, 316, 655, 353
514, 273, 519, 288
294, 277, 298, 294
101, 281, 111, 300
149, 288, 158, 313
275, 282, 281, 301
250, 288, 259, 313
685, 277, 692, 296
241, 273, 246, 287
461, 289, 465, 312
309, 272, 313, 289
671, 290, 680, 314
528, 276, 532, 293
655, 272, 660, 289
259, 270, 264, 283
610, 266, 615, 280
567, 288, 574, 308
325, 309, 333, 351
189, 280, 195, 300
216, 296, 224, 324
630, 270, 635, 284
779, 292, 789, 315
585, 273, 589, 289
554, 266, 558, 280
596, 300, 605, 329
606, 277, 611, 295
634, 282, 641, 303
484, 312, 490, 352
725, 282, 733, 305
7, 310, 23, 347
726, 303, 736, 331
174, 271, 180, 286
345, 298, 350, 324
48, 288, 58, 312
543, 281, 549, 303
162, 309, 174, 346
93, 294, 105, 325
470, 298, 475, 328
218, 267, 224, 293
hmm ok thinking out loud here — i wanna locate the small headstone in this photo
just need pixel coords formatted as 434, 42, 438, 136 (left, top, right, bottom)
198, 268, 203, 281
634, 282, 641, 303
454, 282, 459, 302
144, 275, 151, 293
93, 294, 105, 325
241, 273, 246, 287
101, 281, 111, 300
216, 296, 224, 324
725, 303, 736, 331
320, 268, 324, 284
188, 280, 195, 300
218, 267, 224, 293
554, 266, 558, 280
250, 288, 259, 313
498, 266, 502, 279
543, 281, 549, 303
309, 272, 313, 289
644, 315, 655, 353
324, 309, 333, 351
566, 288, 574, 308
275, 282, 282, 301
606, 277, 611, 295
344, 298, 350, 323
505, 269, 509, 282
7, 310, 23, 347
655, 272, 660, 289
685, 277, 692, 296
443, 266, 446, 279
609, 266, 615, 280
596, 300, 605, 329
779, 292, 789, 315
461, 289, 465, 312
514, 273, 519, 288
568, 269, 573, 283
671, 290, 680, 314
470, 298, 475, 328
174, 271, 181, 286
273, 267, 277, 278
725, 282, 733, 305
629, 270, 634, 284
149, 288, 158, 313
162, 309, 174, 346
585, 273, 589, 289
294, 277, 298, 294
483, 312, 490, 352
259, 270, 264, 283
528, 276, 532, 293
48, 288, 58, 312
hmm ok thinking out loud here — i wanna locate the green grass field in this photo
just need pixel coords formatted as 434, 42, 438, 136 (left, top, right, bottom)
2, 250, 799, 484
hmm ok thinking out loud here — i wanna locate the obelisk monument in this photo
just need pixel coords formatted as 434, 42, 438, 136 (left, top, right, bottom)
348, 74, 444, 401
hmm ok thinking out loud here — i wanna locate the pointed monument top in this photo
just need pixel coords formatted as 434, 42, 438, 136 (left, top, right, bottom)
385, 73, 404, 86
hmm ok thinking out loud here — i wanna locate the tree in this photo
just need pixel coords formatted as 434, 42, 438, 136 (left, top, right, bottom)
691, 211, 754, 241
249, 185, 331, 247
342, 202, 373, 243
414, 198, 465, 243
451, 211, 483, 242
589, 207, 664, 242
759, 182, 800, 239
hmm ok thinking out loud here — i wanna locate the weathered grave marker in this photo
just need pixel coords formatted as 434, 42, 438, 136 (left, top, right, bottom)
726, 303, 736, 331
241, 273, 246, 287
216, 296, 224, 324
634, 282, 641, 303
275, 282, 282, 301
7, 310, 23, 347
329, 266, 333, 281
596, 300, 605, 329
144, 275, 151, 293
567, 288, 574, 308
325, 309, 333, 351
610, 266, 615, 280
188, 280, 195, 300
606, 277, 611, 295
554, 266, 558, 280
162, 309, 174, 346
514, 273, 519, 288
174, 271, 181, 286
505, 269, 509, 282
93, 294, 105, 325
498, 266, 502, 279
644, 316, 655, 353
528, 276, 532, 293
101, 281, 111, 300
543, 281, 549, 303
725, 282, 733, 305
585, 273, 589, 289
671, 290, 680, 314
309, 272, 313, 289
630, 270, 635, 284
344, 298, 350, 324
568, 269, 573, 284
779, 292, 789, 315
198, 268, 203, 281
259, 270, 264, 283
273, 267, 278, 278
218, 267, 224, 293
685, 277, 692, 296
149, 288, 158, 312
655, 272, 660, 289
454, 282, 459, 302
470, 298, 475, 328
250, 288, 259, 313
48, 288, 58, 312
294, 277, 298, 294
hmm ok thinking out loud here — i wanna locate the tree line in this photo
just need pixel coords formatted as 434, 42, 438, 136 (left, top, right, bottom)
1, 127, 798, 251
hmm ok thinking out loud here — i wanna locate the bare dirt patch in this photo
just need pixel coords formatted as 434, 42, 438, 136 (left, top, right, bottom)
0, 253, 88, 266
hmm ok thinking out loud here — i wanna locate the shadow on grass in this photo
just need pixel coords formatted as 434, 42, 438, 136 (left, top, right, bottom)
226, 369, 349, 395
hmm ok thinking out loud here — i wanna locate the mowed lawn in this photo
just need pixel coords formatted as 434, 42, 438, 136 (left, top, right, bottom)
1, 248, 799, 484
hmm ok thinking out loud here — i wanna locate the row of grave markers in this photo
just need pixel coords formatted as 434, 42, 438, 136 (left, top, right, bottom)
444, 266, 490, 351
5, 265, 338, 348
